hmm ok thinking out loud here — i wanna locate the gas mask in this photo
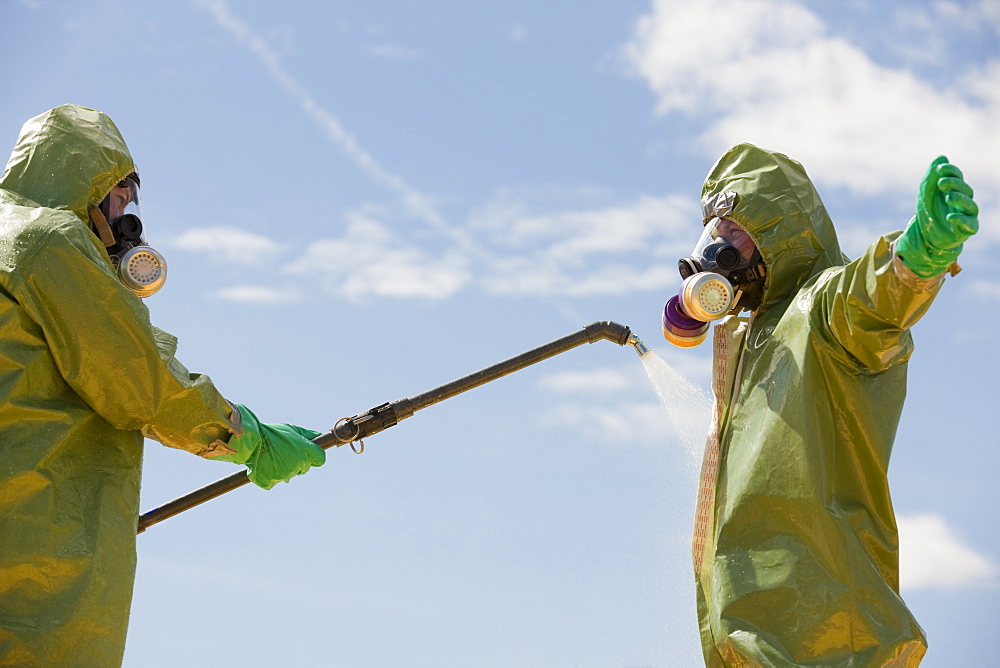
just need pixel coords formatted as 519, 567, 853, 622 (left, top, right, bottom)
89, 173, 168, 297
662, 216, 766, 347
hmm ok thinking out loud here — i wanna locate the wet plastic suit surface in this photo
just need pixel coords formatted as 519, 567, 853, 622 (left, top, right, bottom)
693, 145, 941, 666
0, 106, 234, 665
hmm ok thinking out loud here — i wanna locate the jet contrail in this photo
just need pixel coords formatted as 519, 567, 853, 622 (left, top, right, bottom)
191, 0, 481, 255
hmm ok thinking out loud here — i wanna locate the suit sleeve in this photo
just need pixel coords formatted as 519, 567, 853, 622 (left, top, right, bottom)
815, 232, 944, 372
11, 217, 236, 456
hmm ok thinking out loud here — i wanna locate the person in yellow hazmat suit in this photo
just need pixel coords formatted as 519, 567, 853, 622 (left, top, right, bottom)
0, 105, 326, 665
660, 144, 978, 666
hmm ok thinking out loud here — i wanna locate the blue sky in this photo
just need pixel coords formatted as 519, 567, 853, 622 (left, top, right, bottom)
3, 0, 999, 665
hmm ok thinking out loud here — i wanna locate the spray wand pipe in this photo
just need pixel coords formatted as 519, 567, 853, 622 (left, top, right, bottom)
137, 321, 649, 534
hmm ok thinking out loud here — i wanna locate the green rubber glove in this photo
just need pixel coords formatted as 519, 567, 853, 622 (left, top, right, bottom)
896, 155, 979, 278
215, 404, 326, 490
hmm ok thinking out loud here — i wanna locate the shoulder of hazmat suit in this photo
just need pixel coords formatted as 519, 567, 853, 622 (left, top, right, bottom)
0, 105, 237, 666
693, 144, 943, 667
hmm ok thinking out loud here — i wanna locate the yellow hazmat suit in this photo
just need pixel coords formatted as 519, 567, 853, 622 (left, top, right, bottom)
693, 145, 941, 666
0, 105, 236, 664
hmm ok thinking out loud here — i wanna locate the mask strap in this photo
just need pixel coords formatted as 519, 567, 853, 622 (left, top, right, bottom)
729, 287, 744, 314
88, 207, 117, 248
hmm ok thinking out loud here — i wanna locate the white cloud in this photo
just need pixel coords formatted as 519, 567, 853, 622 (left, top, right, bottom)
284, 214, 471, 301
173, 226, 285, 265
475, 192, 698, 297
898, 513, 998, 591
896, 1, 1000, 44
539, 367, 633, 395
272, 190, 697, 301
541, 400, 673, 445
982, 0, 1000, 32
883, 2, 982, 65
502, 195, 693, 256
213, 285, 302, 304
366, 43, 420, 60
623, 0, 1000, 203
625, 0, 824, 115
965, 279, 1000, 301
483, 258, 678, 297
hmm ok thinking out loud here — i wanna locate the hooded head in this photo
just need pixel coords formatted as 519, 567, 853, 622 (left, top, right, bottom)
701, 143, 844, 314
1, 104, 136, 221
1, 105, 167, 297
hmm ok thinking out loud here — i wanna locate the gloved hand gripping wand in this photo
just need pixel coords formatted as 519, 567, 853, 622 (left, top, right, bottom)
137, 321, 649, 533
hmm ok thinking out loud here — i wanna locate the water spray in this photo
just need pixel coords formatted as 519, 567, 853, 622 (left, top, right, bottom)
138, 321, 649, 533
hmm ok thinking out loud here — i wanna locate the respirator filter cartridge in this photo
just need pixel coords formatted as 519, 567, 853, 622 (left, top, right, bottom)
662, 295, 709, 347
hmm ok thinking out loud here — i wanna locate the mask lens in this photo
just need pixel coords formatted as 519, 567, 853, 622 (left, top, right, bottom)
688, 217, 723, 256
119, 176, 142, 228
690, 217, 753, 257
714, 218, 756, 263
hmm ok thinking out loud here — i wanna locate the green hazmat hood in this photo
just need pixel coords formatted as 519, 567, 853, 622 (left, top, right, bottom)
701, 143, 846, 314
1, 104, 136, 219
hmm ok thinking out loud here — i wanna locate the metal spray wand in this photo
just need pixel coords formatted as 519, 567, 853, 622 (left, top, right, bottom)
138, 321, 649, 533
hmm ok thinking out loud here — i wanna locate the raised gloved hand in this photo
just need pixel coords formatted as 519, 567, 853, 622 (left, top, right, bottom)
896, 155, 979, 278
215, 404, 326, 490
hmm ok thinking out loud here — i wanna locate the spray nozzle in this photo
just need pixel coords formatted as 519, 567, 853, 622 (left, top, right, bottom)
627, 333, 650, 356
